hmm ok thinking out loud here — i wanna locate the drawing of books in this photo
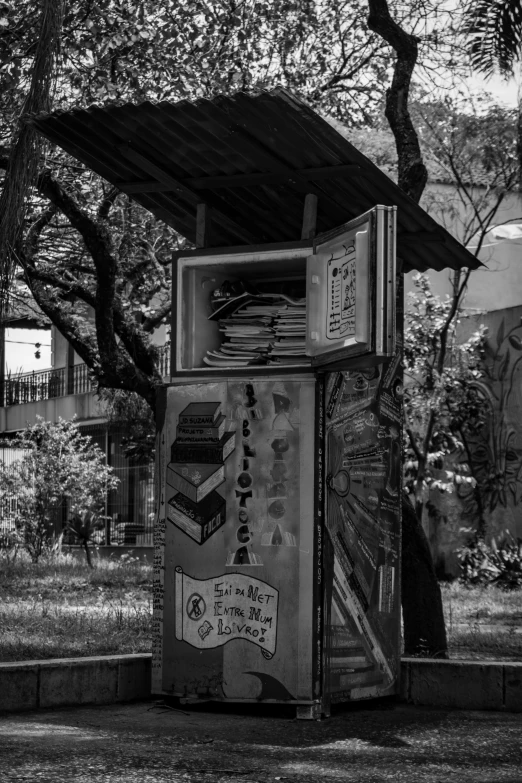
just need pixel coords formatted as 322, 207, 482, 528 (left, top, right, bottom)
176, 414, 226, 443
167, 462, 225, 503
167, 491, 226, 545
178, 402, 222, 427
170, 431, 235, 465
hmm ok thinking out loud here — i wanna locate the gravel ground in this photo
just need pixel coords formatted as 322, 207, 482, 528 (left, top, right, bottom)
0, 699, 521, 783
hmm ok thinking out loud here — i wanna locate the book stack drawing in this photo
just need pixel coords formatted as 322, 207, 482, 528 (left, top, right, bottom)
166, 402, 235, 544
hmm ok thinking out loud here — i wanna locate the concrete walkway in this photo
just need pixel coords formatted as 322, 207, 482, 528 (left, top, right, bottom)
0, 699, 521, 782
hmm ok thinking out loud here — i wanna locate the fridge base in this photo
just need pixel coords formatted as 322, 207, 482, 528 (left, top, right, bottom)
159, 693, 325, 720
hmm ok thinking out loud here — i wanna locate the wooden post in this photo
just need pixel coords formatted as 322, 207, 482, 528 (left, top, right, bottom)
196, 203, 211, 248
301, 193, 318, 240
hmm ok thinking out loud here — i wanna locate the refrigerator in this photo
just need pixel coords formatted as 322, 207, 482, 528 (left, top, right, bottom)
152, 205, 402, 718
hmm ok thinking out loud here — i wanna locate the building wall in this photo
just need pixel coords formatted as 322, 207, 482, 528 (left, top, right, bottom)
406, 183, 522, 314
0, 392, 106, 434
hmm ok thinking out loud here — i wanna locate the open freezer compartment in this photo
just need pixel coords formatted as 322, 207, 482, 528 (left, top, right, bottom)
171, 207, 396, 377
172, 245, 313, 375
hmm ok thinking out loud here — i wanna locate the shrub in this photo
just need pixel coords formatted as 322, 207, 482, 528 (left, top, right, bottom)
0, 417, 118, 564
456, 532, 522, 589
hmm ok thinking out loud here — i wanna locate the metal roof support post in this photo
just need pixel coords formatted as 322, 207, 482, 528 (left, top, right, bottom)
196, 203, 211, 248
301, 193, 318, 240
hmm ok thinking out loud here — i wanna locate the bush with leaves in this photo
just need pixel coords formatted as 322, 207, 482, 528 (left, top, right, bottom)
456, 532, 522, 589
0, 417, 118, 564
403, 273, 489, 519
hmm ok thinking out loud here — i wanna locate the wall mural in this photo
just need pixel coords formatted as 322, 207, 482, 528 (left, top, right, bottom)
426, 309, 522, 575
459, 317, 522, 522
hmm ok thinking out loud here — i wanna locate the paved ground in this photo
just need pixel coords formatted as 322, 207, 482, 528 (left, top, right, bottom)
0, 699, 521, 783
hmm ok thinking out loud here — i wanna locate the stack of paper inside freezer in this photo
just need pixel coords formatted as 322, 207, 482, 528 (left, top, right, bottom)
269, 303, 308, 365
203, 301, 310, 367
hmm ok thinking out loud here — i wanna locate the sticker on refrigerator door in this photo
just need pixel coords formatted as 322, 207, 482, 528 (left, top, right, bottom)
175, 567, 279, 658
326, 243, 357, 339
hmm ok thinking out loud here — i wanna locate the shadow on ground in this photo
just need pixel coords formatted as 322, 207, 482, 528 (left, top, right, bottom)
0, 700, 521, 782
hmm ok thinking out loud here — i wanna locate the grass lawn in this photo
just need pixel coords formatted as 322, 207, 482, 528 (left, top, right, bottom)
0, 555, 520, 662
441, 581, 522, 662
0, 555, 151, 662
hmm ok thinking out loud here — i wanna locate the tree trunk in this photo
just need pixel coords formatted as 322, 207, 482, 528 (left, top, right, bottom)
82, 539, 93, 569
401, 497, 448, 657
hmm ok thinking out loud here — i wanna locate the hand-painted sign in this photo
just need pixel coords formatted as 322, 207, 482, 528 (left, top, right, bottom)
174, 567, 279, 658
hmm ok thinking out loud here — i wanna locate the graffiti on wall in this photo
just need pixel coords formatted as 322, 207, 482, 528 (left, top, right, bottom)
457, 317, 522, 529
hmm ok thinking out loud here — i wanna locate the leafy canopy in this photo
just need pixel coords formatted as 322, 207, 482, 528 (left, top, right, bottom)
403, 273, 487, 500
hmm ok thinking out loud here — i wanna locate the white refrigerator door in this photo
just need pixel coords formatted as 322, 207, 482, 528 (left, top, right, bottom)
306, 205, 396, 366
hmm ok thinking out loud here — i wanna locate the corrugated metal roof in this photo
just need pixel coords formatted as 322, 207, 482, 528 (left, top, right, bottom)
30, 88, 480, 273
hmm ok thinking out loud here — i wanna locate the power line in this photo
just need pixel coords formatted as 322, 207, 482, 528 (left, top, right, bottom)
5, 340, 51, 346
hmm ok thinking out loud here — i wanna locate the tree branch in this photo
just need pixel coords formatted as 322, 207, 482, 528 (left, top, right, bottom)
142, 301, 172, 333
22, 267, 96, 307
22, 256, 158, 411
26, 204, 58, 257
35, 169, 120, 368
367, 0, 427, 202
34, 170, 160, 381
97, 186, 120, 220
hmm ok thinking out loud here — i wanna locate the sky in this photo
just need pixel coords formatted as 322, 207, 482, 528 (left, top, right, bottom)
466, 72, 519, 107
5, 328, 52, 375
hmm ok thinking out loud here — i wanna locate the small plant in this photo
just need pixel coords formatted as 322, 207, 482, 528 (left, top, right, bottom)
65, 511, 106, 569
456, 532, 522, 589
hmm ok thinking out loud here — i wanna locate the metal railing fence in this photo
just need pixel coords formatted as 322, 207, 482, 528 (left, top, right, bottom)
4, 364, 94, 406
2, 344, 171, 407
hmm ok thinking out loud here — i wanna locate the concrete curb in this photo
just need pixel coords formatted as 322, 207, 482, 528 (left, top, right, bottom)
400, 657, 522, 712
0, 654, 151, 712
1, 654, 520, 713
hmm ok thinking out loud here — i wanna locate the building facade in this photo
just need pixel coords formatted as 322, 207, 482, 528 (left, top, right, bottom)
0, 324, 169, 555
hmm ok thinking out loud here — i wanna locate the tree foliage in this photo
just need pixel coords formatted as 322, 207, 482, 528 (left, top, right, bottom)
0, 416, 118, 563
463, 0, 522, 192
416, 94, 519, 249
465, 0, 522, 77
0, 0, 394, 126
404, 274, 488, 518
